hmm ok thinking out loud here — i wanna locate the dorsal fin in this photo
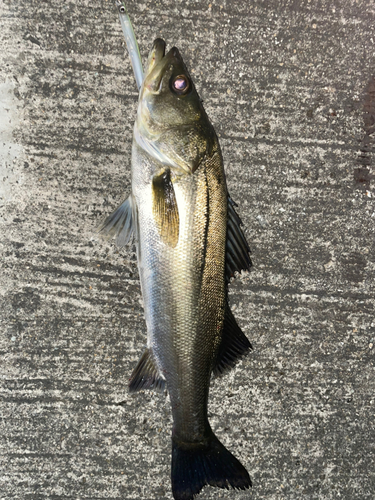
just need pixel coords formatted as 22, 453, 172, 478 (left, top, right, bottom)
129, 348, 166, 392
225, 197, 252, 281
213, 304, 252, 377
97, 195, 135, 247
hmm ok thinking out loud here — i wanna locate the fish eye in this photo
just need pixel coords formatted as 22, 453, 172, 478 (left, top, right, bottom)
171, 75, 190, 95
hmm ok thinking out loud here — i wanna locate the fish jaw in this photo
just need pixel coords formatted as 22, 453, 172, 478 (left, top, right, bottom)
142, 38, 166, 92
142, 39, 186, 95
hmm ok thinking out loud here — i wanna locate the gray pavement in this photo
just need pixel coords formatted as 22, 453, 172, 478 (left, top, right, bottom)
0, 0, 374, 499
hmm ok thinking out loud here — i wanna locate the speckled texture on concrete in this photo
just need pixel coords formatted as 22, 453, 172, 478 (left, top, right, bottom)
0, 0, 374, 499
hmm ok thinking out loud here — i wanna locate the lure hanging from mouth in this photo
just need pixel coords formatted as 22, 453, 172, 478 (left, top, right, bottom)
115, 0, 144, 90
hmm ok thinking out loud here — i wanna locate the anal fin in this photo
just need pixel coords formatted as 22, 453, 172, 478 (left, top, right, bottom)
129, 348, 165, 392
213, 304, 252, 377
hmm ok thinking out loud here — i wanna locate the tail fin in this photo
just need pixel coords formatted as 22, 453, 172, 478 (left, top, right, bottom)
171, 431, 251, 500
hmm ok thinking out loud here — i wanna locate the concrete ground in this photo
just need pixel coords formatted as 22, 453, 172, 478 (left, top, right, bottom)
1, 0, 374, 499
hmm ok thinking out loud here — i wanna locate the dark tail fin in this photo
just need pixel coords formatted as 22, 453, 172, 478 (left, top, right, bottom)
171, 431, 251, 500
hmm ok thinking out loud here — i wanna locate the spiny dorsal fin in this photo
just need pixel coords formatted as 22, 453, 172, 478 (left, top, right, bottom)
97, 195, 134, 247
152, 169, 179, 248
129, 348, 166, 393
213, 304, 252, 377
226, 197, 252, 281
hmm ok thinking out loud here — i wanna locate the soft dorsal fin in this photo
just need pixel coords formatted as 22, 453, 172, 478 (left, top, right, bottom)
97, 195, 135, 247
213, 304, 252, 376
152, 169, 179, 248
225, 197, 252, 281
128, 348, 166, 392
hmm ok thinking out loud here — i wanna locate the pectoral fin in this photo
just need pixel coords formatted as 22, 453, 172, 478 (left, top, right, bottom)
97, 195, 135, 247
213, 304, 252, 376
129, 348, 166, 392
225, 197, 252, 281
152, 169, 179, 247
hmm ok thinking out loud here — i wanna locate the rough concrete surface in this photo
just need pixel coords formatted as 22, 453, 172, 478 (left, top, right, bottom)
0, 0, 374, 499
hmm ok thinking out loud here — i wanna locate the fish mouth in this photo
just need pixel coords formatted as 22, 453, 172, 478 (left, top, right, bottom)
143, 39, 181, 93
152, 38, 180, 64
151, 38, 166, 66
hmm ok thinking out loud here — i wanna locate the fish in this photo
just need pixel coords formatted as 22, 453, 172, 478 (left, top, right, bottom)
98, 35, 252, 500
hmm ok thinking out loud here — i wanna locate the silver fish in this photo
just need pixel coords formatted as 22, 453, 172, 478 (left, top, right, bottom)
99, 37, 252, 500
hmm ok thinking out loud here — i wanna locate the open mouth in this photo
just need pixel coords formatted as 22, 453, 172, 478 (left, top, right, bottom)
149, 39, 181, 69
152, 38, 166, 64
144, 39, 181, 93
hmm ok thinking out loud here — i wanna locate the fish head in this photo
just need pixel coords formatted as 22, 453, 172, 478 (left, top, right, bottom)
136, 39, 217, 173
